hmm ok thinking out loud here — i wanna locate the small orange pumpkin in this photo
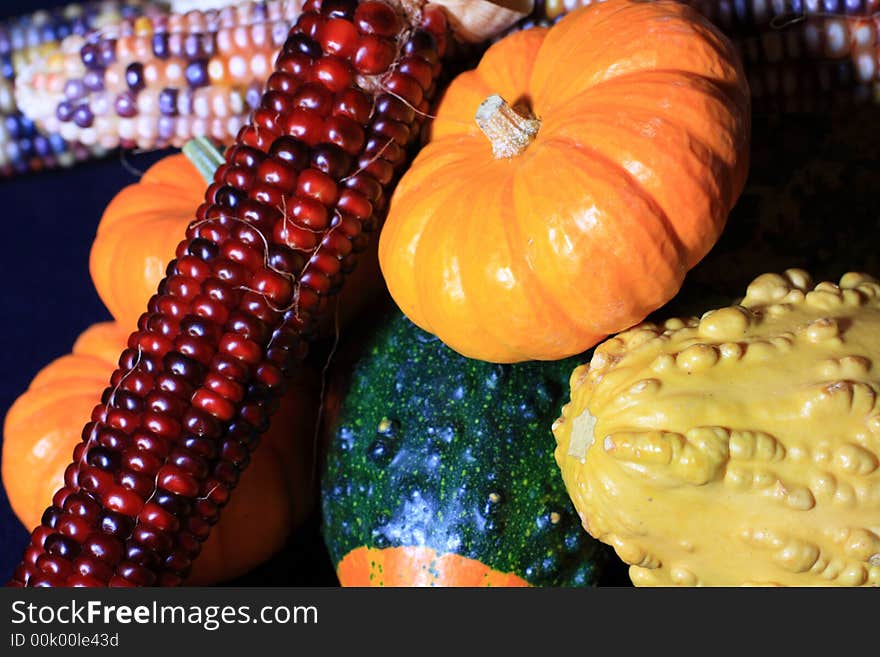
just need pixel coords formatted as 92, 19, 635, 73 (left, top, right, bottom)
379, 0, 751, 363
2, 321, 320, 585
90, 148, 384, 334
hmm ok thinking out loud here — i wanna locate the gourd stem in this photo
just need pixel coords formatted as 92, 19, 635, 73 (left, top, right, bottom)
475, 94, 541, 159
182, 136, 225, 183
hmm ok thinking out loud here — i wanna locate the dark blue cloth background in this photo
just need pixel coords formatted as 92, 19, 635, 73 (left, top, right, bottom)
0, 0, 335, 586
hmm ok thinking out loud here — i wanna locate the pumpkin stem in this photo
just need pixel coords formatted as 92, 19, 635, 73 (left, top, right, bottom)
475, 94, 540, 159
182, 136, 225, 183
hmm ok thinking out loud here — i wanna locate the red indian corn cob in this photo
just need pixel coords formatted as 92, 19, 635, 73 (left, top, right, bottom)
10, 0, 450, 588
15, 1, 306, 152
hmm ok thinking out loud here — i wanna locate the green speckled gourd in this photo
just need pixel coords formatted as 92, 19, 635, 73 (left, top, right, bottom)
321, 307, 624, 587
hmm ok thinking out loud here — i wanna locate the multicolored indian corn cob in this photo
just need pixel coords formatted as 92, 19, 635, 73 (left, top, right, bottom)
734, 8, 880, 110
15, 1, 306, 152
0, 1, 164, 176
9, 0, 451, 587
13, 0, 880, 167
539, 0, 880, 29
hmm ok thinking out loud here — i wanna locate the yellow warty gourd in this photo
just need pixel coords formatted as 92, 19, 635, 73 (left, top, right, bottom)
553, 270, 880, 586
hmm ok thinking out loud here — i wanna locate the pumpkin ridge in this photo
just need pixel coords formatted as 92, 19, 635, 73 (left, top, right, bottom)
539, 102, 732, 263
529, 135, 688, 327
422, 162, 526, 361
554, 69, 750, 169
380, 138, 482, 333
553, 72, 745, 145
4, 388, 98, 434
459, 172, 552, 360
99, 185, 201, 229
28, 356, 112, 387
529, 2, 743, 113
406, 144, 528, 353
503, 158, 607, 351
540, 134, 689, 258
525, 2, 649, 108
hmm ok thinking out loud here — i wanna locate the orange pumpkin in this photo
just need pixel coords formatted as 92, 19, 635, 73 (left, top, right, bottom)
379, 0, 751, 363
2, 321, 320, 585
90, 149, 384, 334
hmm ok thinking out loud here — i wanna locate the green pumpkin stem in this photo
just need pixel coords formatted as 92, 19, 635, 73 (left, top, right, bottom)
182, 136, 226, 183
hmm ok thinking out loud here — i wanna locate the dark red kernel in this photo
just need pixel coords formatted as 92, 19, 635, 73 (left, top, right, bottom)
63, 493, 101, 522
36, 555, 73, 578
102, 487, 144, 516
287, 197, 329, 231
123, 449, 163, 475
382, 74, 424, 109
192, 388, 237, 422
44, 533, 80, 559
226, 311, 271, 344
333, 88, 372, 124
345, 171, 382, 200
117, 471, 156, 499
158, 465, 200, 498
115, 563, 156, 586
354, 1, 401, 37
204, 372, 245, 402
336, 187, 372, 219
257, 164, 298, 196
141, 502, 180, 534
353, 35, 396, 75
403, 30, 439, 65
125, 543, 163, 570
73, 557, 114, 582
219, 334, 263, 365
292, 82, 334, 115
376, 93, 416, 124
56, 515, 92, 542
312, 56, 354, 94
143, 410, 182, 439
311, 143, 353, 178
182, 408, 222, 439
319, 18, 359, 58
268, 136, 311, 169
324, 115, 366, 155
285, 33, 323, 59
295, 11, 325, 39
283, 108, 326, 146
268, 245, 308, 274
213, 260, 250, 286
297, 169, 340, 205
276, 52, 313, 79
267, 71, 299, 95
132, 429, 171, 457
211, 355, 250, 383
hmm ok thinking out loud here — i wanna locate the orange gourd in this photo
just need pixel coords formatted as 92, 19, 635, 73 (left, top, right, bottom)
90, 150, 384, 333
90, 154, 203, 331
2, 321, 320, 585
379, 0, 751, 363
